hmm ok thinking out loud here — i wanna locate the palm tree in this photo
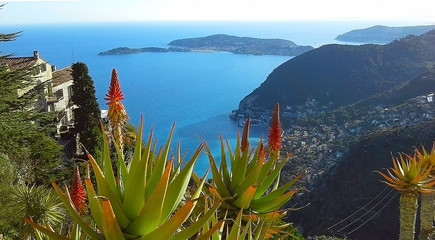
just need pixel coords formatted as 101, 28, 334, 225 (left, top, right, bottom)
377, 152, 435, 240
9, 184, 65, 239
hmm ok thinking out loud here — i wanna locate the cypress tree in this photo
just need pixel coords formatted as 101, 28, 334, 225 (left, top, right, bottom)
71, 62, 102, 157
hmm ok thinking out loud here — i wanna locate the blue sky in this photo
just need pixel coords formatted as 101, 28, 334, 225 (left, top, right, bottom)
1, 0, 435, 25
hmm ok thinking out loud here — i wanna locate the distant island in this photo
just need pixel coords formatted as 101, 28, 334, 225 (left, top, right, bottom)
336, 25, 435, 43
98, 34, 314, 56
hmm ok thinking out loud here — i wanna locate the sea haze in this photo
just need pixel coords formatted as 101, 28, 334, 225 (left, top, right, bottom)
1, 21, 377, 173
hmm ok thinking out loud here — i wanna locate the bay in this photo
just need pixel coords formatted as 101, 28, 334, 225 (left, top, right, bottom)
1, 21, 375, 173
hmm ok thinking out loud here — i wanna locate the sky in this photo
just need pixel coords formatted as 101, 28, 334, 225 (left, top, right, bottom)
1, 0, 435, 25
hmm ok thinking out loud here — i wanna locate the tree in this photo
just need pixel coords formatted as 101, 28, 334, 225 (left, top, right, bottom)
71, 62, 102, 157
0, 28, 61, 184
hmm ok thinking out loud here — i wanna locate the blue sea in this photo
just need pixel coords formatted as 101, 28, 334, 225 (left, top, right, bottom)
0, 21, 383, 173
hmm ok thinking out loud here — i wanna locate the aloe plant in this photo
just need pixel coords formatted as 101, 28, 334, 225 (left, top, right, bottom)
26, 117, 221, 239
415, 145, 435, 240
377, 150, 435, 240
203, 103, 301, 239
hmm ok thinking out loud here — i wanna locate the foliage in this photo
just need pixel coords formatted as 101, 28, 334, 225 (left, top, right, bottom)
201, 103, 301, 238
71, 62, 102, 157
26, 118, 220, 239
377, 151, 435, 193
8, 184, 65, 239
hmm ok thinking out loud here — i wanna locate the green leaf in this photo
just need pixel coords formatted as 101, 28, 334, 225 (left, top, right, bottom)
100, 122, 121, 202
125, 160, 172, 236
205, 142, 231, 198
170, 200, 221, 240
233, 185, 257, 209
102, 199, 126, 240
24, 218, 71, 240
84, 178, 104, 231
254, 157, 289, 199
161, 143, 203, 223
87, 153, 131, 228
138, 200, 194, 240
196, 221, 223, 240
219, 135, 231, 189
233, 155, 264, 198
51, 183, 104, 240
145, 124, 174, 200
251, 174, 301, 206
250, 190, 296, 213
122, 121, 151, 220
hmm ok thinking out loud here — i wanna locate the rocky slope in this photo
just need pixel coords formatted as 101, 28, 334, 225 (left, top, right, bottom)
279, 71, 435, 239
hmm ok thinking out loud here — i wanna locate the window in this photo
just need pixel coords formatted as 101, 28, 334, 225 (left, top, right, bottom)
40, 63, 47, 73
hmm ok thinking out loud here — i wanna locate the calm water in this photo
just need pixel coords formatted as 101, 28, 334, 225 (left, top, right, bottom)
1, 21, 378, 173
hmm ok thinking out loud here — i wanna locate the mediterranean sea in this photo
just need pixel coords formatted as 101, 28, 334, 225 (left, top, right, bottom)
0, 21, 384, 173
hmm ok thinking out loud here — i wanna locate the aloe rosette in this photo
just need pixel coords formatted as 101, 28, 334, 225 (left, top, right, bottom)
377, 150, 435, 240
26, 117, 220, 239
203, 103, 301, 238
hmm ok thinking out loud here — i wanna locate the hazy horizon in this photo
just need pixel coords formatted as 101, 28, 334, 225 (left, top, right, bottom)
1, 0, 435, 25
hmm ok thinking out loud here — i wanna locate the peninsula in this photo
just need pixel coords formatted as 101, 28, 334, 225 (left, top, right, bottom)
98, 34, 314, 56
336, 25, 435, 43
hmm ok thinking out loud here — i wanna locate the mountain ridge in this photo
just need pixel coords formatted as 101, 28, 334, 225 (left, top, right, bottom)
238, 30, 435, 113
336, 24, 435, 43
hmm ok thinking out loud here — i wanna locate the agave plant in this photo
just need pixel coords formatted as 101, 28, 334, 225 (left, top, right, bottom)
377, 151, 435, 240
26, 117, 221, 239
104, 69, 128, 153
10, 184, 65, 239
415, 145, 435, 240
202, 103, 301, 239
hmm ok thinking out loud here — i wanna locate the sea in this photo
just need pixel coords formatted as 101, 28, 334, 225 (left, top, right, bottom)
0, 20, 403, 174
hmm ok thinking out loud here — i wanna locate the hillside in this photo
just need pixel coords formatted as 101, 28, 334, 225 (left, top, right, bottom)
288, 121, 435, 239
277, 71, 435, 239
237, 30, 435, 112
336, 25, 435, 43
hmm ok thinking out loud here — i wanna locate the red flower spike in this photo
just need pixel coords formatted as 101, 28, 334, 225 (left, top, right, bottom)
104, 69, 128, 126
258, 142, 266, 161
71, 167, 87, 216
104, 69, 124, 105
241, 118, 250, 152
268, 103, 282, 156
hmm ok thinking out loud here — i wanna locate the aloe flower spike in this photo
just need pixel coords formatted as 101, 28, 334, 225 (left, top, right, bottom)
71, 167, 87, 216
241, 118, 250, 153
268, 103, 282, 159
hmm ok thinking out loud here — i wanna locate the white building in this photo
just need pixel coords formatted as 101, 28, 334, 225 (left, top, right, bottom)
50, 66, 76, 138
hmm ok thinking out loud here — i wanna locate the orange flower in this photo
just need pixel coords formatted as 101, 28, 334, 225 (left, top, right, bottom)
71, 167, 87, 216
241, 118, 250, 152
268, 103, 282, 157
104, 69, 127, 125
105, 69, 124, 107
